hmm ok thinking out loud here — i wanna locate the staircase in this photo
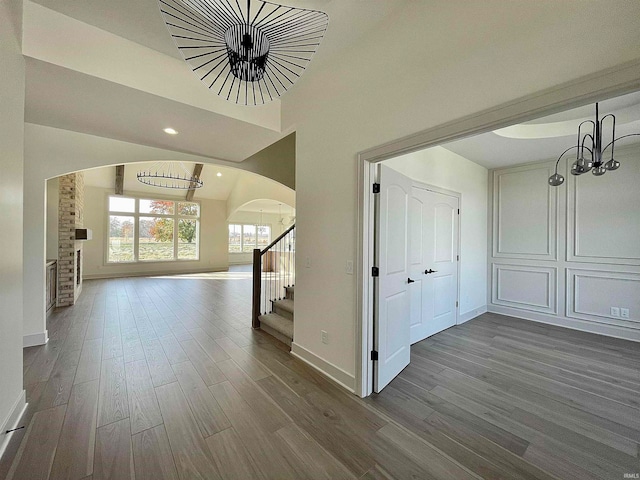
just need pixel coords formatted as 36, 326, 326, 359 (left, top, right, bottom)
252, 225, 295, 347
259, 286, 294, 346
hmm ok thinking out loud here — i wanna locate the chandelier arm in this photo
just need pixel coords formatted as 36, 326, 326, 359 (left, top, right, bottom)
576, 120, 595, 160
600, 114, 616, 160
601, 133, 640, 154
554, 145, 579, 173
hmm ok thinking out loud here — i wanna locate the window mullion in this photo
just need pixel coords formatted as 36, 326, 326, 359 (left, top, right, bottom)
134, 199, 140, 261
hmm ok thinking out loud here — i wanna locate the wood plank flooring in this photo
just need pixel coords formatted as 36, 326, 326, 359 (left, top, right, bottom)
2, 267, 639, 479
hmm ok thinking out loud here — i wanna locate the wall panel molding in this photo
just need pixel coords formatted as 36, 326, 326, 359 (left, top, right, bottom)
492, 263, 557, 314
566, 145, 640, 266
566, 268, 640, 328
492, 162, 557, 261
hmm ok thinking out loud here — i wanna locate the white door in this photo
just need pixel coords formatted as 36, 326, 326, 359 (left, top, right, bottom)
374, 165, 412, 392
409, 186, 459, 343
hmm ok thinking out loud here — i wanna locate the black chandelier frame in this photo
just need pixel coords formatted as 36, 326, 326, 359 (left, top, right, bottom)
159, 0, 329, 106
548, 103, 640, 186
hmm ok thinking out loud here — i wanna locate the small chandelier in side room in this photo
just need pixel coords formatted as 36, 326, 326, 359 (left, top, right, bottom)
548, 103, 640, 186
137, 162, 203, 189
158, 0, 329, 106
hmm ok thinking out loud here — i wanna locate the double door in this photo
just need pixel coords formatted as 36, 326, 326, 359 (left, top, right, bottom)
374, 165, 459, 392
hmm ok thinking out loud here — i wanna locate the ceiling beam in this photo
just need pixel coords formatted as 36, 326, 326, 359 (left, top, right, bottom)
115, 165, 124, 195
186, 163, 204, 201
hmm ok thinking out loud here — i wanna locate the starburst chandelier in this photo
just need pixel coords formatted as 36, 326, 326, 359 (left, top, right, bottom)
159, 0, 329, 106
548, 103, 640, 186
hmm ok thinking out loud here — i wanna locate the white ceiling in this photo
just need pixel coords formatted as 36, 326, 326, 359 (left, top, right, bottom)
24, 0, 408, 166
84, 162, 242, 201
443, 91, 640, 169
237, 199, 296, 215
30, 0, 407, 72
25, 59, 282, 162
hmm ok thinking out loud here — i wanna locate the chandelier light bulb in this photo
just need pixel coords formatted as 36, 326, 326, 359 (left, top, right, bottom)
548, 173, 565, 186
592, 166, 607, 176
604, 158, 620, 171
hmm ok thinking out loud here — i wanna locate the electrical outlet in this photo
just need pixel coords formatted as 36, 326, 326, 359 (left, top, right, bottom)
621, 308, 630, 319
346, 260, 354, 275
305, 256, 311, 268
611, 307, 620, 317
321, 330, 329, 344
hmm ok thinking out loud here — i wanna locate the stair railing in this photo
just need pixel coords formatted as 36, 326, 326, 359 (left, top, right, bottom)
252, 224, 295, 328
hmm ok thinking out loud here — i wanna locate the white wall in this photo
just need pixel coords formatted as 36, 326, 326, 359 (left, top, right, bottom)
385, 147, 488, 320
227, 211, 291, 265
0, 0, 26, 455
282, 1, 640, 390
46, 177, 58, 260
82, 186, 229, 278
488, 145, 640, 341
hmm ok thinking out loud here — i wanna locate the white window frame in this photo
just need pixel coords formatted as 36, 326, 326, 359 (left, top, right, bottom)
106, 194, 201, 264
228, 223, 271, 254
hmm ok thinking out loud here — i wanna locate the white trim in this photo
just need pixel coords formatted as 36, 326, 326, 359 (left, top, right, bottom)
458, 306, 487, 325
492, 162, 558, 261
291, 342, 356, 394
356, 59, 640, 398
487, 304, 640, 342
0, 390, 27, 461
23, 330, 48, 347
83, 266, 228, 280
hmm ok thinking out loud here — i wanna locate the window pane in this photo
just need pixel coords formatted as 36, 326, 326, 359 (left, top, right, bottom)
228, 224, 241, 253
178, 219, 198, 259
177, 202, 199, 216
139, 217, 174, 261
108, 196, 135, 213
108, 215, 135, 262
242, 225, 256, 252
257, 225, 271, 248
140, 199, 174, 215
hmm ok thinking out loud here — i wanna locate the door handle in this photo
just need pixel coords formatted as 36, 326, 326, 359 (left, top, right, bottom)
424, 269, 438, 274
407, 278, 415, 284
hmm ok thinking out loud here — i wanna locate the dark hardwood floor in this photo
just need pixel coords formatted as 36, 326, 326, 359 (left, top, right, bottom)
1, 268, 639, 479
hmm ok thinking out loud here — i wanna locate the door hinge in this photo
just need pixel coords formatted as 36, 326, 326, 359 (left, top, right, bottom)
372, 183, 380, 194
457, 208, 460, 214
457, 255, 459, 261
371, 350, 379, 361
371, 266, 379, 277
456, 301, 458, 308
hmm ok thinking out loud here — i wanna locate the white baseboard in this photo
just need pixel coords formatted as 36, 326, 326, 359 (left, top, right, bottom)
487, 305, 640, 342
291, 342, 356, 394
458, 305, 487, 325
23, 330, 48, 347
0, 390, 27, 461
83, 266, 229, 280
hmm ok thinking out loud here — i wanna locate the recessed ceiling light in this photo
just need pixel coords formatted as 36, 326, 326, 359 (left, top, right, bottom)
163, 127, 178, 135
216, 172, 222, 177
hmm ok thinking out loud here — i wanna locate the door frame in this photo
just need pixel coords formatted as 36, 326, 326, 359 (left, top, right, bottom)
355, 59, 640, 398
408, 181, 461, 340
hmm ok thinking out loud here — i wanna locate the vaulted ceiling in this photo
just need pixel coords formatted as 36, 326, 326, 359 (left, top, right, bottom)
24, 0, 408, 164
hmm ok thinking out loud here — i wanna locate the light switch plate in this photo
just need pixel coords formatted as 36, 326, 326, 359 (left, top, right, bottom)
346, 260, 354, 275
611, 307, 620, 317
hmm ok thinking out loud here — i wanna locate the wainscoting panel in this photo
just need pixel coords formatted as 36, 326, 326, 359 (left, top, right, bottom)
492, 162, 557, 260
567, 146, 640, 266
492, 263, 556, 314
567, 268, 640, 327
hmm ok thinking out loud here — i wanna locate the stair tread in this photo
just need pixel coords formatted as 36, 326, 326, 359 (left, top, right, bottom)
259, 313, 293, 339
272, 298, 294, 314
